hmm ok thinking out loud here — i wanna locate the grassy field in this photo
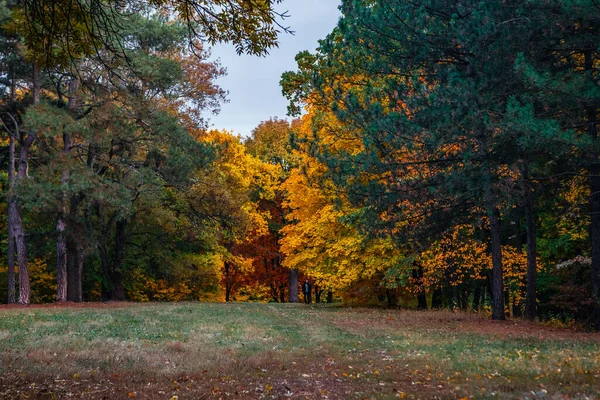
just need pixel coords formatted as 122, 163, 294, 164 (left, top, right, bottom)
0, 303, 599, 399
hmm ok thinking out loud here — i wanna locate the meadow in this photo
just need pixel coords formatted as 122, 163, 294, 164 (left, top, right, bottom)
0, 303, 599, 399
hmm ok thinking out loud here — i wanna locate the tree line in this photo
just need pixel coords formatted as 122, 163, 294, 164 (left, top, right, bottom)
2, 0, 600, 330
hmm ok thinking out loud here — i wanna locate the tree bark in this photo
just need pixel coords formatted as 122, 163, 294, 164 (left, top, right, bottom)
7, 132, 16, 304
56, 216, 67, 302
224, 261, 231, 302
12, 64, 40, 305
521, 162, 537, 321
14, 137, 33, 305
412, 266, 427, 310
288, 268, 299, 302
584, 49, 600, 331
477, 122, 505, 320
431, 288, 443, 309
109, 219, 127, 301
472, 284, 481, 312
66, 239, 83, 302
67, 194, 85, 302
56, 77, 78, 302
488, 202, 506, 320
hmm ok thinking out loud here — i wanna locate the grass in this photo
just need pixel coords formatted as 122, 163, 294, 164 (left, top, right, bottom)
0, 303, 599, 399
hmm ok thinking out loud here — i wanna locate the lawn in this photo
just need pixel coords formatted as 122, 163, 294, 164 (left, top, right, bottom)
0, 303, 599, 399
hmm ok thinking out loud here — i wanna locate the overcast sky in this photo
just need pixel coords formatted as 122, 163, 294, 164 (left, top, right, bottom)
205, 0, 341, 137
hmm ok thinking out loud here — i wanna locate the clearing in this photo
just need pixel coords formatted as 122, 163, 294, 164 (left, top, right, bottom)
0, 302, 599, 399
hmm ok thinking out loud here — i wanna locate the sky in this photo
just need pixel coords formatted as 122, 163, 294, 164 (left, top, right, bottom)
205, 0, 341, 137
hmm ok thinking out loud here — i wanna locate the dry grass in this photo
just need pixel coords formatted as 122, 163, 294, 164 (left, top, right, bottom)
0, 303, 599, 399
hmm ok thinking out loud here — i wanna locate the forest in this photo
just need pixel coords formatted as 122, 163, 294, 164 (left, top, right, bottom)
1, 0, 600, 332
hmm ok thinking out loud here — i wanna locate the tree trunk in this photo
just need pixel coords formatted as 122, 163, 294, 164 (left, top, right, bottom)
14, 136, 32, 305
472, 284, 481, 312
460, 287, 469, 311
386, 289, 398, 308
224, 262, 231, 302
67, 194, 85, 302
6, 70, 16, 304
288, 268, 299, 302
412, 267, 427, 310
487, 199, 506, 320
521, 162, 537, 321
56, 77, 78, 302
451, 284, 459, 310
7, 133, 15, 304
327, 290, 333, 303
109, 219, 127, 301
12, 64, 40, 305
584, 50, 600, 331
315, 286, 322, 304
431, 288, 443, 309
56, 217, 67, 302
66, 240, 83, 302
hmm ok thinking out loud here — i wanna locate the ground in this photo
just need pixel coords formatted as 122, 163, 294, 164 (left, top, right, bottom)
0, 303, 599, 399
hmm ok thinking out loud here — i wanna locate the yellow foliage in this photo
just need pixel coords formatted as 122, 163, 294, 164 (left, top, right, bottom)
281, 116, 400, 290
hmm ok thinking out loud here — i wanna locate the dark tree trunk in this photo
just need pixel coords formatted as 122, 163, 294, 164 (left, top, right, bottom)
56, 77, 78, 302
67, 195, 85, 302
109, 219, 127, 301
512, 297, 521, 318
279, 286, 285, 303
488, 203, 506, 320
584, 50, 600, 331
315, 286, 322, 304
56, 214, 68, 302
66, 240, 83, 302
224, 261, 231, 302
472, 284, 481, 312
327, 290, 333, 303
478, 124, 505, 320
452, 285, 460, 310
460, 287, 469, 311
521, 162, 538, 321
7, 133, 15, 304
481, 283, 487, 308
12, 64, 40, 305
386, 289, 398, 308
431, 288, 443, 309
288, 268, 299, 302
412, 267, 427, 310
14, 138, 32, 305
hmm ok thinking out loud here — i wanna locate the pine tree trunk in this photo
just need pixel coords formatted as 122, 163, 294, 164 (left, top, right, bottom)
56, 217, 67, 302
109, 219, 127, 301
7, 133, 15, 304
66, 239, 83, 302
13, 64, 40, 305
431, 288, 443, 309
12, 199, 29, 304
477, 123, 505, 320
55, 130, 72, 302
288, 268, 299, 302
67, 195, 85, 302
584, 50, 600, 331
224, 262, 231, 302
56, 78, 78, 302
412, 267, 427, 310
488, 203, 505, 320
521, 162, 537, 321
14, 139, 32, 305
472, 284, 481, 312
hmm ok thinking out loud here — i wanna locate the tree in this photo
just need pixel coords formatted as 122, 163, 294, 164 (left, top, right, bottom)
245, 117, 300, 302
281, 0, 579, 319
